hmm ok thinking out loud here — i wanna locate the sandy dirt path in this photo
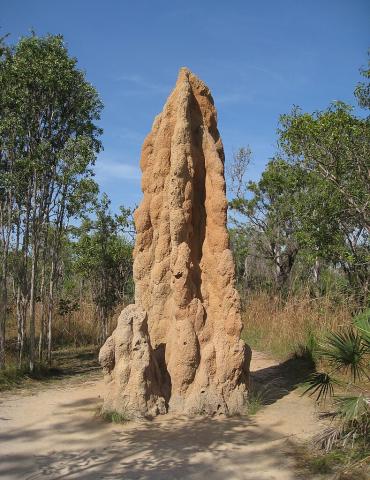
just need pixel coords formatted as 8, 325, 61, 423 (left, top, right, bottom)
0, 352, 322, 480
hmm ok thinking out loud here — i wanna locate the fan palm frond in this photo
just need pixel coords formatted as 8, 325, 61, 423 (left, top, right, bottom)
334, 395, 370, 424
320, 328, 367, 382
314, 425, 344, 452
315, 396, 369, 451
302, 372, 336, 402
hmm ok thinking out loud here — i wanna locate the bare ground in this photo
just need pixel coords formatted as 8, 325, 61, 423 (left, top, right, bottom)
0, 351, 323, 480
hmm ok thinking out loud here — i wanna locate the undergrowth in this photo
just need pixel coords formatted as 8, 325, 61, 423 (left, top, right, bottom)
0, 345, 99, 392
0, 362, 60, 391
297, 444, 369, 479
242, 293, 369, 479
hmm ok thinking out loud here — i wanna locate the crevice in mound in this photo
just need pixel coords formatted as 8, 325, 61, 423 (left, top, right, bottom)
154, 343, 172, 407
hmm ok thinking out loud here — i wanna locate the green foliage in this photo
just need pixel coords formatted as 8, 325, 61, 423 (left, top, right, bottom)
278, 102, 369, 298
353, 309, 370, 347
354, 53, 370, 110
229, 227, 249, 286
0, 32, 103, 368
230, 110, 369, 300
334, 395, 369, 424
0, 33, 102, 204
230, 158, 306, 290
229, 55, 369, 300
279, 102, 369, 228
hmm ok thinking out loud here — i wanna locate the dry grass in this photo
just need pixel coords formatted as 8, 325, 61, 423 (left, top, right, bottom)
242, 291, 354, 359
6, 301, 123, 350
6, 292, 354, 364
52, 302, 100, 348
4, 301, 124, 371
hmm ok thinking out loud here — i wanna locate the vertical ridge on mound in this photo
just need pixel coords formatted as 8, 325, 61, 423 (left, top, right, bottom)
100, 68, 251, 417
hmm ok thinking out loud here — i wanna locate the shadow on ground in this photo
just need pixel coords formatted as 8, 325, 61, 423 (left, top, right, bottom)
0, 413, 302, 480
0, 347, 101, 393
0, 355, 315, 480
53, 347, 101, 376
250, 355, 314, 406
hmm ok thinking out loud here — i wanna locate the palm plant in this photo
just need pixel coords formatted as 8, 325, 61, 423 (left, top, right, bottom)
303, 309, 370, 451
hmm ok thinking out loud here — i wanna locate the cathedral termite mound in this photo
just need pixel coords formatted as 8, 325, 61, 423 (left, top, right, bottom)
99, 67, 251, 418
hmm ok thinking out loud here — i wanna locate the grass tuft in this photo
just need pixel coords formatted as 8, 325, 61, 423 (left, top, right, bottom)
247, 389, 265, 415
98, 408, 130, 424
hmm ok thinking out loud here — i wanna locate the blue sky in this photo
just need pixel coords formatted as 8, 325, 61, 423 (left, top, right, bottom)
2, 0, 369, 212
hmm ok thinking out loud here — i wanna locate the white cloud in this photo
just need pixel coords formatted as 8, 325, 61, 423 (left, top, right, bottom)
241, 64, 285, 84
216, 91, 255, 105
116, 74, 170, 95
95, 159, 141, 181
117, 127, 145, 143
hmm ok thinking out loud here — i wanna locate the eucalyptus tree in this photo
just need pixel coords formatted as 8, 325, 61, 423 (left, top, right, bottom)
230, 157, 307, 290
355, 56, 370, 111
279, 101, 370, 300
74, 195, 134, 344
279, 102, 370, 233
229, 59, 369, 299
0, 34, 102, 370
0, 37, 13, 368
